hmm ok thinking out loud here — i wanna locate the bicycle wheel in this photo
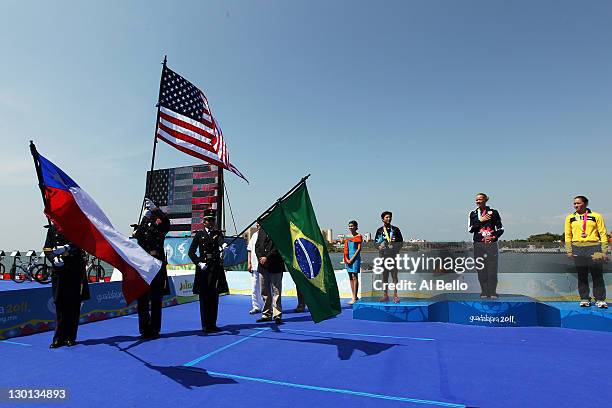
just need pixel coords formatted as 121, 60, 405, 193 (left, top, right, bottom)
11, 265, 27, 283
32, 264, 51, 284
87, 264, 101, 282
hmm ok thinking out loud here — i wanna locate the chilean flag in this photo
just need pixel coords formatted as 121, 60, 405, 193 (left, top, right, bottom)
32, 146, 162, 304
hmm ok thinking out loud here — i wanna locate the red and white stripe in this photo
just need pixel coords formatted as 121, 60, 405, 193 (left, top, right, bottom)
156, 95, 247, 182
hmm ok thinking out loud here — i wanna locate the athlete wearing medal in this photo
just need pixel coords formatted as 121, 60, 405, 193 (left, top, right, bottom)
468, 193, 504, 299
374, 211, 403, 303
564, 195, 608, 308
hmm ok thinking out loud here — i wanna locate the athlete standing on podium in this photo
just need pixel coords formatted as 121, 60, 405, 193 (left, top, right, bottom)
375, 211, 403, 303
468, 193, 504, 299
565, 195, 608, 309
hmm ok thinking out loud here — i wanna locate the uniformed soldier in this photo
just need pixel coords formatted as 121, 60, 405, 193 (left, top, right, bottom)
43, 222, 90, 348
134, 198, 170, 339
188, 209, 225, 333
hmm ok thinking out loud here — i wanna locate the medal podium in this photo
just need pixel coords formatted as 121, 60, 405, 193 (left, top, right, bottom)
352, 293, 612, 332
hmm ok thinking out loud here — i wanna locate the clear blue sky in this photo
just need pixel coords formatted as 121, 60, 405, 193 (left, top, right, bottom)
2, 0, 612, 249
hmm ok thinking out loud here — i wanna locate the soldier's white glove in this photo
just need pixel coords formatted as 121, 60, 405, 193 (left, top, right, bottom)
221, 243, 228, 250
198, 262, 207, 271
144, 198, 156, 211
53, 256, 64, 267
52, 244, 71, 255
142, 198, 156, 219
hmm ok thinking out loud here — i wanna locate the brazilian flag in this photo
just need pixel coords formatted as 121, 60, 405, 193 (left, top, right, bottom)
260, 182, 341, 323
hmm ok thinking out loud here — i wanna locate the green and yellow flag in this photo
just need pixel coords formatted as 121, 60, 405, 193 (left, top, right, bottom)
259, 182, 341, 323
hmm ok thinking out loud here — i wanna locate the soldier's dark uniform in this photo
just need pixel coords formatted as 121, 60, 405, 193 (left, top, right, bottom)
188, 211, 225, 332
134, 208, 170, 338
44, 225, 90, 348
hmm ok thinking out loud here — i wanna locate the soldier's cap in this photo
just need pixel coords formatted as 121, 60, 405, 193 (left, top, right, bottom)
203, 209, 216, 220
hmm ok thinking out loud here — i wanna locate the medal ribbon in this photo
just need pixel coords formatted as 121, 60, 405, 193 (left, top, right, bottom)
479, 208, 487, 221
582, 212, 588, 238
383, 226, 392, 242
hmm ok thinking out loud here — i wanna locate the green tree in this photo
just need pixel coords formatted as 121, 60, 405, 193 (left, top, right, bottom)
526, 232, 563, 242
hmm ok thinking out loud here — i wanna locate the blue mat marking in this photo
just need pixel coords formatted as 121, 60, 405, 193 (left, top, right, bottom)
183, 328, 271, 367
200, 369, 466, 407
0, 339, 32, 346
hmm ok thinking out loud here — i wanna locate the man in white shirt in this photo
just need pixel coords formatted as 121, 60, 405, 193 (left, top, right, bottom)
247, 223, 263, 314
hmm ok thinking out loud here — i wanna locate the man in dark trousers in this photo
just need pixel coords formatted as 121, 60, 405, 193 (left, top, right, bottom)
134, 198, 170, 339
374, 211, 404, 303
43, 222, 90, 348
295, 288, 306, 313
255, 226, 285, 324
188, 209, 225, 333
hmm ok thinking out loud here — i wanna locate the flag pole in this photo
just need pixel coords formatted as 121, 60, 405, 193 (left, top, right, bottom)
138, 55, 167, 225
29, 141, 52, 227
217, 166, 232, 294
29, 141, 47, 207
225, 174, 310, 246
217, 166, 224, 231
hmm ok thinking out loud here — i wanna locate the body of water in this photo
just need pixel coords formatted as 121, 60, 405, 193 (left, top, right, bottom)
328, 251, 612, 274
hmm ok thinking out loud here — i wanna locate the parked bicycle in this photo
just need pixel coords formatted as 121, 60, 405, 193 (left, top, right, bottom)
10, 250, 51, 284
0, 250, 5, 278
86, 254, 106, 282
9, 251, 22, 282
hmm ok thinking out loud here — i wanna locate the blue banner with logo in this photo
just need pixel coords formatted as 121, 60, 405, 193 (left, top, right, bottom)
164, 236, 247, 267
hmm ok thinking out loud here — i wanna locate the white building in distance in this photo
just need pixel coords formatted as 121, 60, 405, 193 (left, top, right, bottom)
321, 228, 333, 243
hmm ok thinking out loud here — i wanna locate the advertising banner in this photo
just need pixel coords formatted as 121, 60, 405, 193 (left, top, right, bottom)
0, 282, 177, 340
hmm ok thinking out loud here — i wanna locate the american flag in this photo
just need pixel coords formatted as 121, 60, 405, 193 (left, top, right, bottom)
156, 65, 247, 182
145, 164, 219, 236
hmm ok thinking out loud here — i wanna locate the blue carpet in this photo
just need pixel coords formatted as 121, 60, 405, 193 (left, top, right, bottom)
0, 280, 51, 291
2, 295, 611, 407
